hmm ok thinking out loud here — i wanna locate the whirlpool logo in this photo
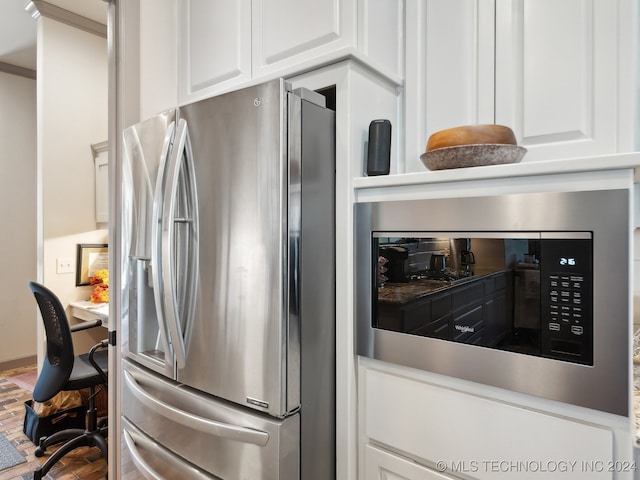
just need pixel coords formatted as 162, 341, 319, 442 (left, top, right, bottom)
455, 325, 474, 333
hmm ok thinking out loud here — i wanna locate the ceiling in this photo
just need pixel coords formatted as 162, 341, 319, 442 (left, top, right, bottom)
0, 0, 107, 71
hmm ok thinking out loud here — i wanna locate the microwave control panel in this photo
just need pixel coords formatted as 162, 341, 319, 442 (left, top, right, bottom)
539, 238, 593, 365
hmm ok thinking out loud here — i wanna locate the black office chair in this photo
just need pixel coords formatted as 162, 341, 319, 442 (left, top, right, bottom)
28, 281, 109, 480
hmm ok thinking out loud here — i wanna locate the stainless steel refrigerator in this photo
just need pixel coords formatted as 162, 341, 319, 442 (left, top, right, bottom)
119, 79, 335, 479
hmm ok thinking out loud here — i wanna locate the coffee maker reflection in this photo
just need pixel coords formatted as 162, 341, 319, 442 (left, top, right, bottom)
379, 246, 409, 283
461, 249, 475, 273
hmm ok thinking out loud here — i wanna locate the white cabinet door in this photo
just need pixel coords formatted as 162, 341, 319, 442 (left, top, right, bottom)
405, 0, 631, 172
364, 444, 455, 480
495, 0, 619, 162
252, 0, 354, 77
177, 0, 402, 104
178, 0, 251, 103
361, 365, 616, 480
404, 0, 495, 173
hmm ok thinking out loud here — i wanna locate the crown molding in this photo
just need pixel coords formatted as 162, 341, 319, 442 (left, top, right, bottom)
0, 62, 37, 80
25, 1, 107, 39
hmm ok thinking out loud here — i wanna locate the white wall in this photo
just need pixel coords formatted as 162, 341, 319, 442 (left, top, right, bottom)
0, 72, 37, 365
38, 16, 108, 355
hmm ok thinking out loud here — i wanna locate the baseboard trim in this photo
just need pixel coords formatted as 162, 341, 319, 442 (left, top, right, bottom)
0, 355, 37, 372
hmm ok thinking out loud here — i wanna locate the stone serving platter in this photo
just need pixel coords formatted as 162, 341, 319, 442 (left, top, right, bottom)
420, 144, 527, 170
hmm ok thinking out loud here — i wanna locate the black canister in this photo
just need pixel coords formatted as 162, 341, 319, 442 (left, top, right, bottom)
366, 119, 391, 176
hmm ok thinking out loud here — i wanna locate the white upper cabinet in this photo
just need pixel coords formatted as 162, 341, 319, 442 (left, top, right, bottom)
404, 0, 495, 173
179, 0, 251, 101
404, 0, 635, 173
178, 0, 403, 104
495, 0, 623, 162
252, 0, 353, 75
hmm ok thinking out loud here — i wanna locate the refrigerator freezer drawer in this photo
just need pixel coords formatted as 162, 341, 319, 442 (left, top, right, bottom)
122, 360, 299, 480
122, 417, 216, 479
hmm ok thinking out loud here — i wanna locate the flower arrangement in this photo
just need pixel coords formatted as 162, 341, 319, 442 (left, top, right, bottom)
89, 269, 109, 303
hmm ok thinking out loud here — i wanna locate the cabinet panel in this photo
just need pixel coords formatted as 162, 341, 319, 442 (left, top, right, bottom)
430, 292, 451, 320
179, 0, 251, 101
483, 295, 508, 346
483, 276, 495, 295
412, 316, 450, 339
364, 367, 614, 480
404, 0, 495, 173
495, 0, 618, 161
253, 0, 353, 74
483, 272, 511, 346
522, 0, 587, 139
451, 282, 484, 311
364, 444, 454, 480
402, 299, 431, 333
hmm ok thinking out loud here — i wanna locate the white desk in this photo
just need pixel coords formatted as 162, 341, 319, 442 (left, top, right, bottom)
69, 301, 109, 328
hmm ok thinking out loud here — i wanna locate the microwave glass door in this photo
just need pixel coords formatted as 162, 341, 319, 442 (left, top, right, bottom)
372, 232, 593, 365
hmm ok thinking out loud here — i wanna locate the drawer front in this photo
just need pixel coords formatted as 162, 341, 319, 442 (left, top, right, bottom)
452, 282, 484, 311
122, 360, 299, 480
363, 367, 614, 480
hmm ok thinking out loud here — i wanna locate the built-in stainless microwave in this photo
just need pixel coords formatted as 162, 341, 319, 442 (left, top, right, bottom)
372, 231, 593, 364
356, 189, 629, 416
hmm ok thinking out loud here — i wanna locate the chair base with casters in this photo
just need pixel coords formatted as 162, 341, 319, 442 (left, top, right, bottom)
28, 281, 109, 480
33, 341, 109, 480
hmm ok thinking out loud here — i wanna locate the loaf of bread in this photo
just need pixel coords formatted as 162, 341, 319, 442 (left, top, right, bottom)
426, 125, 517, 151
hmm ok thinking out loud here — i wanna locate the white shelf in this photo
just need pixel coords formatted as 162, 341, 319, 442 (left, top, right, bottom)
353, 153, 640, 203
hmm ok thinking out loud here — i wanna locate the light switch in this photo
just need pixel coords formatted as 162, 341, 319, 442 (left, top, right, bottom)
56, 257, 75, 274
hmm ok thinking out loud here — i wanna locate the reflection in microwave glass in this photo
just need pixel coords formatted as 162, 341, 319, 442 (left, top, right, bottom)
372, 234, 592, 365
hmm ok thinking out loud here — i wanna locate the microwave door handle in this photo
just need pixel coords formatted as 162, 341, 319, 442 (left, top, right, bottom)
150, 121, 177, 359
123, 428, 214, 480
124, 371, 270, 446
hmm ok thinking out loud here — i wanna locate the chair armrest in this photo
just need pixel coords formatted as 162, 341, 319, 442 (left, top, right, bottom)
70, 319, 103, 332
89, 339, 109, 384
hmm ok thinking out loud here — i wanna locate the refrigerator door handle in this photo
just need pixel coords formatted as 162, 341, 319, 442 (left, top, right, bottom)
123, 427, 214, 480
150, 120, 177, 361
160, 118, 198, 369
124, 371, 270, 446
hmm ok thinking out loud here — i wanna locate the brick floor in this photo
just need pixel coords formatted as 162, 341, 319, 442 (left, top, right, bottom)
0, 365, 107, 480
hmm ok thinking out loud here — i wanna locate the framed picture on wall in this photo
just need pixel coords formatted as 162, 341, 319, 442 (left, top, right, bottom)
76, 243, 108, 286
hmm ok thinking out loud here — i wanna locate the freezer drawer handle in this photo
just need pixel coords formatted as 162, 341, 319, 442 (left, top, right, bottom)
124, 371, 270, 446
123, 427, 214, 480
